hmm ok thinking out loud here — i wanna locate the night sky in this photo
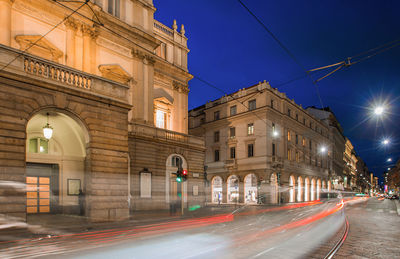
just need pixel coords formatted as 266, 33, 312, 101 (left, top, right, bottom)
154, 0, 400, 183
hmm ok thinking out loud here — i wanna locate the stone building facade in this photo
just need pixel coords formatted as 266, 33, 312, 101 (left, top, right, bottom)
189, 81, 332, 205
0, 0, 205, 222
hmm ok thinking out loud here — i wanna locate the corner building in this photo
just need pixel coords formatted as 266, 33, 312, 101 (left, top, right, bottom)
189, 81, 332, 205
0, 0, 205, 222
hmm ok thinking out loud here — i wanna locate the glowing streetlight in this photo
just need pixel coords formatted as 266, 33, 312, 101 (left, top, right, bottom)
387, 158, 392, 162
374, 106, 385, 116
43, 113, 53, 140
272, 130, 279, 137
382, 139, 390, 145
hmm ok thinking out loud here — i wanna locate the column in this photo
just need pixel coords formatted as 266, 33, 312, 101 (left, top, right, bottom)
81, 24, 95, 73
64, 18, 78, 67
0, 0, 12, 46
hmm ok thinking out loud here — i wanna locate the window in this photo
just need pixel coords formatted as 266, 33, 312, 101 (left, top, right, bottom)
248, 144, 254, 157
171, 156, 182, 167
271, 99, 274, 108
309, 140, 312, 150
302, 137, 306, 146
303, 118, 306, 125
28, 138, 49, 154
272, 143, 276, 156
287, 131, 291, 141
140, 172, 151, 198
107, 0, 120, 18
288, 108, 291, 117
296, 151, 300, 162
230, 127, 236, 138
214, 150, 220, 162
247, 123, 254, 135
214, 111, 220, 120
230, 147, 236, 159
230, 105, 237, 116
214, 131, 220, 142
272, 123, 275, 132
287, 149, 292, 160
156, 110, 166, 129
295, 134, 298, 144
248, 99, 256, 111
296, 114, 298, 121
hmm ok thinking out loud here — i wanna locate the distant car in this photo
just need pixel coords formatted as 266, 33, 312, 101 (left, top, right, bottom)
390, 195, 399, 200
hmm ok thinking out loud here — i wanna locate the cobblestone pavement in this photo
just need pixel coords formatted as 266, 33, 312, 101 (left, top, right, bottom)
334, 197, 400, 259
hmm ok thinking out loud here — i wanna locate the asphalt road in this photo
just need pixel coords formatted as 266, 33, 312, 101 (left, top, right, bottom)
1, 197, 398, 259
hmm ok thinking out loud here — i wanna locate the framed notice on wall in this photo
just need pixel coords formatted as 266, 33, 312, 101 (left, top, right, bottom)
67, 179, 81, 196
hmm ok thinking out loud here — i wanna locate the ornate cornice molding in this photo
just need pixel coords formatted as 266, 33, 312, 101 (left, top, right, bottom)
173, 81, 189, 94
81, 24, 98, 39
64, 17, 79, 31
132, 47, 155, 65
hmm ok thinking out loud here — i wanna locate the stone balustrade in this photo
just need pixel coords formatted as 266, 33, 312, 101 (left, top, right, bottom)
129, 122, 205, 147
0, 44, 129, 103
153, 20, 174, 38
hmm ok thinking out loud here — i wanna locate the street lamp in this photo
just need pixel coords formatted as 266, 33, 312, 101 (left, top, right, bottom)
382, 139, 390, 145
320, 146, 327, 154
374, 106, 385, 116
43, 113, 53, 140
387, 158, 392, 162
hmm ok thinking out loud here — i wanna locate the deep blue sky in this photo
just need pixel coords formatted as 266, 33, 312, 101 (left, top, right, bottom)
154, 0, 400, 184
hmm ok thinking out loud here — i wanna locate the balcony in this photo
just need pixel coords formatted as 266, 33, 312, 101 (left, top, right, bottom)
0, 44, 129, 103
129, 122, 205, 148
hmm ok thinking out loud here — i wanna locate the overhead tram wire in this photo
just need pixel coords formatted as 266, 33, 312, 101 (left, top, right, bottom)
308, 38, 400, 82
237, 0, 325, 109
0, 0, 89, 73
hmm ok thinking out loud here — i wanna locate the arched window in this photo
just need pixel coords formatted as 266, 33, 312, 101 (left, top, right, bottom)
244, 174, 257, 204
227, 175, 239, 203
171, 156, 182, 168
212, 176, 223, 203
270, 173, 278, 204
297, 176, 303, 202
289, 175, 295, 203
28, 137, 49, 154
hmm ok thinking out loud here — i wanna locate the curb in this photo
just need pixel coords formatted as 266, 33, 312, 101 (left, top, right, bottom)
395, 200, 400, 216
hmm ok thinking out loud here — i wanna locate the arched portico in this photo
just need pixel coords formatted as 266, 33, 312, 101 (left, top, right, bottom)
289, 175, 296, 203
304, 177, 310, 202
165, 154, 188, 206
297, 176, 303, 202
317, 179, 321, 200
244, 174, 257, 204
311, 178, 316, 201
26, 110, 89, 215
211, 176, 223, 203
270, 173, 278, 204
227, 175, 239, 203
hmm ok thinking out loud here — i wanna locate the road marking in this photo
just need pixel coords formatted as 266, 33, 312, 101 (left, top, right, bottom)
252, 247, 275, 258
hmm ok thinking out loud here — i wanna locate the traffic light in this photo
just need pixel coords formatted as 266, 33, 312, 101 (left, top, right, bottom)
182, 169, 188, 182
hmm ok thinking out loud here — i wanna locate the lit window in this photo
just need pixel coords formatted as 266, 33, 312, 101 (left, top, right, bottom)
156, 110, 166, 129
29, 138, 48, 154
287, 131, 291, 141
287, 149, 291, 160
247, 123, 254, 135
302, 137, 306, 146
248, 99, 256, 111
230, 106, 237, 116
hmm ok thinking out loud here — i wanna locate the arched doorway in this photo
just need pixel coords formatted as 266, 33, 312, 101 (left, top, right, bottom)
317, 179, 321, 200
322, 180, 326, 191
212, 176, 223, 203
26, 110, 88, 215
311, 178, 316, 201
244, 174, 257, 204
227, 175, 239, 203
270, 173, 278, 204
304, 177, 310, 202
297, 176, 303, 202
166, 154, 188, 207
289, 175, 295, 203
